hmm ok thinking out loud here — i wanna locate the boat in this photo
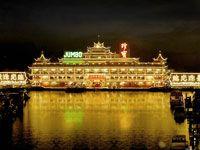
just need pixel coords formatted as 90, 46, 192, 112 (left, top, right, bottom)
0, 91, 27, 123
193, 90, 200, 114
185, 96, 192, 109
173, 106, 186, 123
170, 91, 184, 109
193, 89, 200, 100
170, 135, 189, 150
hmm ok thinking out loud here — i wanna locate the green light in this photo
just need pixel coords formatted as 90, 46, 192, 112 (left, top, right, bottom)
62, 58, 84, 64
64, 110, 84, 126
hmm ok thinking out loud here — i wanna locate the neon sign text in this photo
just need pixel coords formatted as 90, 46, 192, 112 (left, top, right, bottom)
0, 72, 27, 86
120, 43, 128, 58
121, 43, 127, 51
170, 73, 200, 87
64, 52, 83, 58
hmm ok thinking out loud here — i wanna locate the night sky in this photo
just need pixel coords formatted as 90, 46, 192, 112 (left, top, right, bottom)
0, 0, 200, 71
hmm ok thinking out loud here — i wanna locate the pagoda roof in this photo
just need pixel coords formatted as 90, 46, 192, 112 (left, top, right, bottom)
34, 51, 50, 63
87, 41, 110, 50
153, 51, 167, 62
93, 41, 105, 48
86, 41, 112, 56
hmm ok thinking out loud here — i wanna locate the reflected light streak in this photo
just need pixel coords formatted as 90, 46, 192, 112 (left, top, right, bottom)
16, 91, 190, 149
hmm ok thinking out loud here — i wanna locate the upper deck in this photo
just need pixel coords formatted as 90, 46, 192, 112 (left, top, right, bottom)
30, 41, 167, 68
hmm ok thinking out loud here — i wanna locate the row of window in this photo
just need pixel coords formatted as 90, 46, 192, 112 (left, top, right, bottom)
32, 76, 164, 80
32, 68, 165, 71
32, 69, 166, 74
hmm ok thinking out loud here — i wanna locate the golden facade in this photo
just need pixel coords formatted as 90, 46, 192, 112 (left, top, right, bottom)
28, 42, 169, 89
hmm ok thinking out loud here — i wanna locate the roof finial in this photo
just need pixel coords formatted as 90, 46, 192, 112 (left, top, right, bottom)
97, 34, 100, 43
34, 49, 50, 63
152, 50, 167, 62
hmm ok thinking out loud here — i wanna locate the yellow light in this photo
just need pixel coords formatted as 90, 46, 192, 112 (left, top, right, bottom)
146, 76, 153, 80
138, 82, 143, 85
51, 82, 57, 85
42, 76, 49, 79
103, 69, 108, 72
94, 69, 99, 72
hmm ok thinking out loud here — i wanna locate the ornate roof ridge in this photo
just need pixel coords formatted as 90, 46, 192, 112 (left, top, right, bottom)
93, 41, 105, 48
153, 50, 167, 62
34, 51, 50, 63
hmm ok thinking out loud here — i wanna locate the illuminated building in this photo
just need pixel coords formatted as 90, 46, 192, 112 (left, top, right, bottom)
28, 41, 169, 89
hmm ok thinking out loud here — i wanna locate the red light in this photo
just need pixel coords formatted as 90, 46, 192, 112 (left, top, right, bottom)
121, 43, 127, 51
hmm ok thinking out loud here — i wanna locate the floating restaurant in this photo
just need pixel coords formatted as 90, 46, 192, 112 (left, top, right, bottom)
0, 41, 199, 89
28, 41, 170, 89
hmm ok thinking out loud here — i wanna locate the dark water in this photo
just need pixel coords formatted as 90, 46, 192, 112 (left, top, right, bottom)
0, 91, 190, 150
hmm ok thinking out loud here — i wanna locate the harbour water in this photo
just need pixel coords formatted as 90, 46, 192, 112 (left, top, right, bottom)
0, 91, 190, 149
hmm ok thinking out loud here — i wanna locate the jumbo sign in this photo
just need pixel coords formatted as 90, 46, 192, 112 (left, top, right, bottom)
64, 52, 83, 58
0, 72, 27, 86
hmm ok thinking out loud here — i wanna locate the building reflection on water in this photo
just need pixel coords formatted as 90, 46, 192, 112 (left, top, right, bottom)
4, 92, 190, 149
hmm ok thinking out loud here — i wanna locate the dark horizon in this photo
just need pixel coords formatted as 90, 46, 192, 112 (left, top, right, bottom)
0, 0, 200, 71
